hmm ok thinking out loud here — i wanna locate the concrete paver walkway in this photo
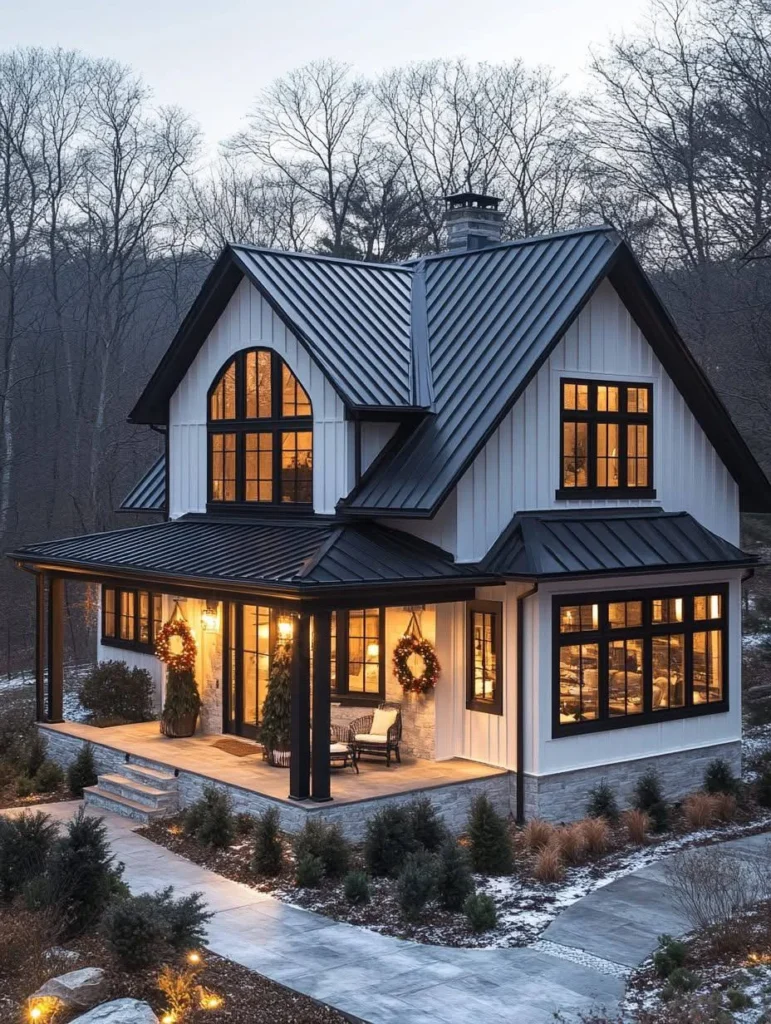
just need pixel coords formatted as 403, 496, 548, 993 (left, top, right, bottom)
11, 802, 771, 1024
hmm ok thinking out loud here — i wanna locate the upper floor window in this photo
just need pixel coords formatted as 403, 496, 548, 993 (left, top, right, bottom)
558, 379, 654, 498
208, 350, 313, 508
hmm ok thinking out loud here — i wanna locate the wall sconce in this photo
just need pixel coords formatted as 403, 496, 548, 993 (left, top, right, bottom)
277, 615, 294, 641
201, 601, 219, 633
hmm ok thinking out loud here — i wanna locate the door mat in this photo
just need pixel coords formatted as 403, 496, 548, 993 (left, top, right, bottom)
211, 738, 262, 758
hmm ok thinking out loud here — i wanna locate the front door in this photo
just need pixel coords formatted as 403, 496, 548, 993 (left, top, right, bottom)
224, 603, 274, 738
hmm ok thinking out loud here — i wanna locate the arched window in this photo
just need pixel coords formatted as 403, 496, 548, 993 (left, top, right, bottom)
208, 350, 313, 507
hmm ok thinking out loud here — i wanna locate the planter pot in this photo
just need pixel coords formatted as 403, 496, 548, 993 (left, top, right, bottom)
264, 747, 291, 768
160, 711, 198, 738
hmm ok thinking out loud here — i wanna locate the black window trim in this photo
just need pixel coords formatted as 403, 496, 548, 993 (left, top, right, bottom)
556, 376, 656, 499
207, 348, 313, 513
552, 582, 729, 738
331, 607, 386, 706
466, 599, 504, 715
101, 584, 161, 654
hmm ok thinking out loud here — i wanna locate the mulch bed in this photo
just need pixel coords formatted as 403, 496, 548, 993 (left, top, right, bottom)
0, 907, 349, 1024
0, 778, 71, 811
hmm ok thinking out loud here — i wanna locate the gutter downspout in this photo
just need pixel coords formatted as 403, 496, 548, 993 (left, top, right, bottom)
516, 581, 539, 824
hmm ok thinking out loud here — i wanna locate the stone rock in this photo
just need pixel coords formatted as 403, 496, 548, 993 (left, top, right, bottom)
44, 947, 81, 964
34, 967, 108, 1010
71, 999, 159, 1024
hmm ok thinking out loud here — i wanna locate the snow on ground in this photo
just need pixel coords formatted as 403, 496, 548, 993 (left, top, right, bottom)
0, 663, 90, 722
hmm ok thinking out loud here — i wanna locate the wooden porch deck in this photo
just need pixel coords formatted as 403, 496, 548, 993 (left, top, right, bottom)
42, 721, 506, 806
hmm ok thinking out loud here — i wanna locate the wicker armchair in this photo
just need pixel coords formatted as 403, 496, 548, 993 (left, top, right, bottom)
330, 724, 358, 773
349, 701, 402, 767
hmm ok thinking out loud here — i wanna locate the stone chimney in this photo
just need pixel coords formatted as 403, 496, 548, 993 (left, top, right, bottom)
444, 192, 504, 250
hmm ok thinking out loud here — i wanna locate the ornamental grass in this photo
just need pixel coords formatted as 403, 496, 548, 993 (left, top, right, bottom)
555, 822, 588, 865
522, 817, 555, 853
624, 808, 650, 845
712, 792, 738, 823
580, 816, 611, 857
533, 841, 565, 883
682, 792, 717, 830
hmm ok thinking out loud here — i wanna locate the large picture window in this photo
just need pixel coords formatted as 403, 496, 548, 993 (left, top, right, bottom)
554, 585, 728, 736
208, 349, 313, 508
330, 608, 385, 701
466, 600, 503, 715
559, 379, 654, 497
102, 586, 162, 653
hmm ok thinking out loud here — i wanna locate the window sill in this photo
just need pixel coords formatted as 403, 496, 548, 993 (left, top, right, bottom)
100, 637, 155, 656
555, 488, 657, 501
552, 699, 728, 738
466, 699, 503, 716
206, 502, 314, 515
331, 693, 384, 708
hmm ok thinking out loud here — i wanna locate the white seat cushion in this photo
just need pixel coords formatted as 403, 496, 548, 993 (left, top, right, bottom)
354, 733, 388, 744
329, 742, 350, 754
371, 707, 398, 735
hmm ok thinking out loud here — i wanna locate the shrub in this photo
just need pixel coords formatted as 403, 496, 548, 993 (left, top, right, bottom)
0, 810, 57, 901
466, 794, 513, 875
555, 822, 587, 865
343, 870, 370, 905
398, 850, 437, 922
703, 758, 739, 797
295, 853, 324, 888
235, 812, 254, 836
436, 840, 474, 911
102, 887, 210, 971
652, 934, 687, 979
67, 744, 98, 798
586, 780, 620, 823
533, 842, 565, 883
41, 808, 125, 938
522, 818, 555, 853
259, 643, 291, 755
16, 775, 35, 798
25, 731, 48, 779
252, 807, 283, 877
34, 760, 64, 793
757, 768, 771, 808
0, 709, 38, 774
161, 666, 202, 730
726, 989, 753, 1011
662, 968, 699, 1000
78, 660, 155, 723
625, 808, 650, 845
157, 965, 199, 1021
581, 816, 611, 857
634, 768, 665, 812
682, 793, 717, 830
648, 800, 670, 834
408, 797, 448, 852
464, 892, 497, 933
712, 792, 737, 823
364, 805, 415, 877
293, 819, 351, 878
158, 887, 211, 950
184, 786, 235, 849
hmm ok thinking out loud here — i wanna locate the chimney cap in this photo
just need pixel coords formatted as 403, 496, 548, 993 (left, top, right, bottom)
444, 192, 501, 211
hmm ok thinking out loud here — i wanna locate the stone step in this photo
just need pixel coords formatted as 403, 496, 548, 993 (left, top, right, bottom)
121, 763, 178, 791
83, 786, 171, 824
97, 773, 178, 811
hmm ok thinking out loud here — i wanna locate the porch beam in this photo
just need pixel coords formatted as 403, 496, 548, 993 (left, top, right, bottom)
311, 609, 332, 802
289, 612, 311, 801
35, 573, 46, 722
47, 576, 64, 723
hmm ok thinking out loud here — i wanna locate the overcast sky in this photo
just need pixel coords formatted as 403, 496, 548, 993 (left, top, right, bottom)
7, 0, 648, 149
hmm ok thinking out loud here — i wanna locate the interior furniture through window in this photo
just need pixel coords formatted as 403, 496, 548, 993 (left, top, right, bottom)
558, 379, 654, 497
466, 600, 503, 714
101, 585, 162, 653
553, 585, 728, 735
208, 348, 313, 508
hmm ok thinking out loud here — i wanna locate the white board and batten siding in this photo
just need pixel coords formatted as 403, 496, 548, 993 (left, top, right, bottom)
168, 277, 351, 517
434, 278, 740, 563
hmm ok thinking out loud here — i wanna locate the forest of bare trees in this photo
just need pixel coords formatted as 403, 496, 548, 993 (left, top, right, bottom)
3, 0, 771, 673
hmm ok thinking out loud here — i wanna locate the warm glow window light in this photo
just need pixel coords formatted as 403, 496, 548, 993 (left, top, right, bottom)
201, 601, 219, 633
277, 615, 294, 641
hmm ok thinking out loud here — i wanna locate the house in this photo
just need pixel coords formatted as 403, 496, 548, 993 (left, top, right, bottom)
10, 193, 770, 830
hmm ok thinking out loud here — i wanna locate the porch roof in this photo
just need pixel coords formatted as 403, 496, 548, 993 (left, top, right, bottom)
10, 515, 489, 597
482, 508, 759, 579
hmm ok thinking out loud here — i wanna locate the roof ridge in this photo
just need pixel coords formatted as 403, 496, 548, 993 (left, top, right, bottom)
402, 225, 617, 267
229, 243, 412, 273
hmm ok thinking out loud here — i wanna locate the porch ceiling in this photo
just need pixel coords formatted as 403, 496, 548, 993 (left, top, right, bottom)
9, 514, 490, 597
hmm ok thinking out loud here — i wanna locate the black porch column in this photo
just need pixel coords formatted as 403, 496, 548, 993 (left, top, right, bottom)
311, 610, 332, 802
35, 573, 46, 722
47, 576, 64, 723
289, 612, 311, 801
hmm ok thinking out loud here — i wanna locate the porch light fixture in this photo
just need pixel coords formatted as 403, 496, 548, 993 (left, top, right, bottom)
277, 615, 294, 641
201, 601, 219, 633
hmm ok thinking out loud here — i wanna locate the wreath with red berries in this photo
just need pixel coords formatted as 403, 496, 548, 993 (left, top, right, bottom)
155, 618, 197, 672
393, 634, 440, 695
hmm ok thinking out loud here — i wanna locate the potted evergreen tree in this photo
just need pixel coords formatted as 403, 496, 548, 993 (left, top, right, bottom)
260, 642, 292, 767
160, 666, 202, 738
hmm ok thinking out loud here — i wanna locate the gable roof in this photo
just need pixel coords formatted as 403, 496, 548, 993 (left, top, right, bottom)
127, 228, 771, 515
119, 456, 165, 513
483, 508, 758, 579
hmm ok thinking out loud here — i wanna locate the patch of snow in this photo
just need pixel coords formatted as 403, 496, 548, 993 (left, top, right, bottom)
531, 939, 631, 978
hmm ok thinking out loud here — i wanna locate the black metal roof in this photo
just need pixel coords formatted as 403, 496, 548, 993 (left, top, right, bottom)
483, 509, 758, 579
120, 456, 165, 513
11, 516, 485, 594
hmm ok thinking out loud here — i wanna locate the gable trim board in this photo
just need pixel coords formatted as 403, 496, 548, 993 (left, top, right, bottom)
127, 231, 771, 518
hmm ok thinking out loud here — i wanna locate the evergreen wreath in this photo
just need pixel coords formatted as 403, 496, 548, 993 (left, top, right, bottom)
393, 610, 440, 694
155, 615, 197, 672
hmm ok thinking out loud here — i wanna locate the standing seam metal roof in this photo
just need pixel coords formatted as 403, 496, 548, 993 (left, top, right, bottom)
120, 456, 165, 513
